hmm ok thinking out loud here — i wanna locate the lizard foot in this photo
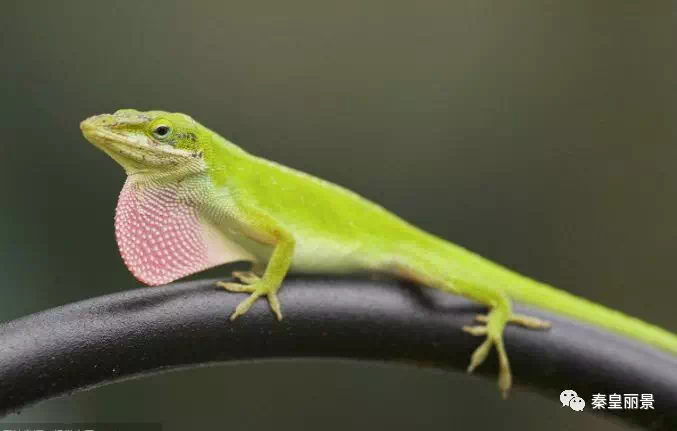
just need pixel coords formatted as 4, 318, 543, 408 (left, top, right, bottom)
463, 311, 550, 398
217, 273, 282, 321
462, 309, 512, 399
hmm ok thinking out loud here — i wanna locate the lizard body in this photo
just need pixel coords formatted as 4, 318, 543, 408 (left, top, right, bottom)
81, 109, 677, 397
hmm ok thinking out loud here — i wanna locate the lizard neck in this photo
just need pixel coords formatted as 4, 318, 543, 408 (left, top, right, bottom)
201, 131, 252, 186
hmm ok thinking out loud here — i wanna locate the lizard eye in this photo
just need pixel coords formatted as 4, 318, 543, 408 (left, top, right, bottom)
152, 124, 172, 140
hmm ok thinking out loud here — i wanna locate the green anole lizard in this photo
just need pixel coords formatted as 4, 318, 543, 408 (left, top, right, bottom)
81, 109, 677, 397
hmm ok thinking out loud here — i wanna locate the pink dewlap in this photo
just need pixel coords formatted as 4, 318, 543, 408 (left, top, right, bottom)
114, 178, 212, 285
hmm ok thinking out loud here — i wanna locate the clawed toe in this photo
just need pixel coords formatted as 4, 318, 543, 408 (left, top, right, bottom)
217, 281, 257, 293
231, 271, 262, 285
462, 325, 488, 336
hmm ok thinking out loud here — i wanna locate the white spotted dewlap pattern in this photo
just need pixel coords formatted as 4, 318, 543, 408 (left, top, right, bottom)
115, 178, 212, 285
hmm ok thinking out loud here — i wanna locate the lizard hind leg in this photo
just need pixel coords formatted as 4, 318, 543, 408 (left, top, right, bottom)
392, 263, 519, 398
389, 261, 554, 398
388, 265, 512, 398
463, 302, 552, 398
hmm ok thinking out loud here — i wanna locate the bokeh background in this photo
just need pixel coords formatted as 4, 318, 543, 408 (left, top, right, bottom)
1, 1, 676, 430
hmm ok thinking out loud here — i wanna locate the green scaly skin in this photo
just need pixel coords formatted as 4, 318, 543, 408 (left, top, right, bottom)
81, 109, 677, 398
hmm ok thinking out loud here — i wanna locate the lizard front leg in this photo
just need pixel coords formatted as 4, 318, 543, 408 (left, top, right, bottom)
217, 217, 295, 321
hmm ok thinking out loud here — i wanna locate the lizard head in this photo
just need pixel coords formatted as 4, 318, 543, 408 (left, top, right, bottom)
80, 109, 208, 177
81, 110, 253, 286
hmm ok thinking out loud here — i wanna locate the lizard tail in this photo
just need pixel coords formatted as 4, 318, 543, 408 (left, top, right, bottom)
395, 234, 677, 357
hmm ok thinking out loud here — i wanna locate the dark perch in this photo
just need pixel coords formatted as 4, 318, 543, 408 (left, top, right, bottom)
0, 276, 675, 429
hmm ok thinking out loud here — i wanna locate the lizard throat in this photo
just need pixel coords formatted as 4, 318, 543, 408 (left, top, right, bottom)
114, 177, 251, 285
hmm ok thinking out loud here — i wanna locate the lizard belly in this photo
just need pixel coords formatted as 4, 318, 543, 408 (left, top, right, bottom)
290, 235, 367, 274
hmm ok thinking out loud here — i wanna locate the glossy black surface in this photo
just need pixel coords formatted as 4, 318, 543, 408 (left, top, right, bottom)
0, 277, 674, 429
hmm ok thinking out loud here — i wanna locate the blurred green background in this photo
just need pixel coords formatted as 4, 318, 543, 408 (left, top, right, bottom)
1, 1, 675, 430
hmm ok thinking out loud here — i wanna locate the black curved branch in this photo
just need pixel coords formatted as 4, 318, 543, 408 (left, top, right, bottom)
0, 277, 675, 429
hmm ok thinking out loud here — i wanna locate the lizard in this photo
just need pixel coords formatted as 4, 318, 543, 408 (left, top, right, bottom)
80, 109, 677, 398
